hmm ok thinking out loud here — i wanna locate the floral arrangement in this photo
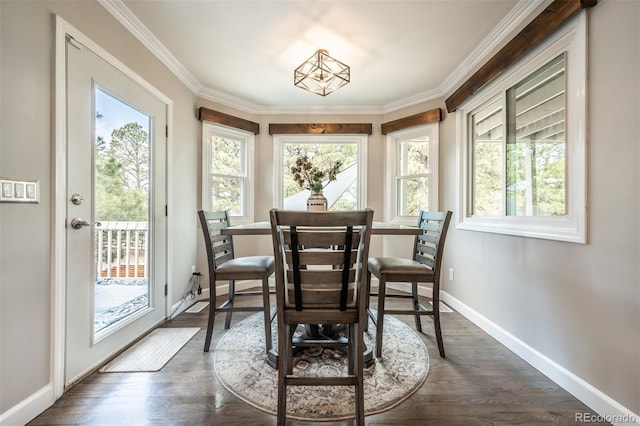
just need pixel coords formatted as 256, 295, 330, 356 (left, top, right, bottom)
291, 155, 343, 194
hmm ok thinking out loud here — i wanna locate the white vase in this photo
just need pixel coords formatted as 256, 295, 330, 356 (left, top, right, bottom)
306, 191, 327, 211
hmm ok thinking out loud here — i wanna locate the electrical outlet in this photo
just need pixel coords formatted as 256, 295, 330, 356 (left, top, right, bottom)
449, 267, 454, 281
191, 265, 196, 275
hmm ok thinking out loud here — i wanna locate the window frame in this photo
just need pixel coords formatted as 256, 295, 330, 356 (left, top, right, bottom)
385, 123, 439, 224
272, 133, 368, 210
456, 13, 587, 244
201, 121, 254, 224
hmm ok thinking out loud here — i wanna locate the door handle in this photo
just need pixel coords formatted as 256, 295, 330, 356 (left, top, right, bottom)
70, 217, 101, 230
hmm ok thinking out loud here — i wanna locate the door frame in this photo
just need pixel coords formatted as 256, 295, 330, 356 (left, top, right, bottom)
53, 16, 174, 397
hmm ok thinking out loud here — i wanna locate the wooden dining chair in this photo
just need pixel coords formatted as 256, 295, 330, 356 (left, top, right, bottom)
198, 210, 275, 355
269, 209, 374, 426
366, 210, 452, 359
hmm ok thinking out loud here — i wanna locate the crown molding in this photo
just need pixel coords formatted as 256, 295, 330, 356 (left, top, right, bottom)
439, 0, 549, 100
98, 0, 546, 116
197, 87, 386, 115
382, 88, 442, 114
197, 86, 266, 115
253, 104, 386, 116
97, 0, 202, 94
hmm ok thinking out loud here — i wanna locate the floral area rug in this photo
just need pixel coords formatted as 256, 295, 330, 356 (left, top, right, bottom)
213, 312, 429, 421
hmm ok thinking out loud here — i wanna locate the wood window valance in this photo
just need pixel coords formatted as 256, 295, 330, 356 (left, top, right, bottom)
269, 123, 372, 135
381, 108, 442, 135
198, 107, 259, 135
445, 0, 597, 113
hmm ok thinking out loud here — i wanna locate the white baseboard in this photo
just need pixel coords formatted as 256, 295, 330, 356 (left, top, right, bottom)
197, 287, 209, 300
441, 292, 640, 426
169, 295, 197, 319
0, 383, 54, 426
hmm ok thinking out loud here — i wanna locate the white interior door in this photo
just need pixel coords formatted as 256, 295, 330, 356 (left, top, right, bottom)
64, 36, 167, 387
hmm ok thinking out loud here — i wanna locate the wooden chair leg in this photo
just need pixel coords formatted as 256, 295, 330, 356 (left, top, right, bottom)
355, 323, 365, 426
347, 324, 354, 375
277, 323, 289, 426
224, 280, 234, 329
204, 280, 217, 352
375, 276, 387, 359
434, 309, 445, 358
204, 302, 215, 352
261, 277, 273, 354
432, 281, 445, 358
287, 325, 296, 375
412, 281, 423, 333
277, 373, 287, 426
364, 271, 372, 332
432, 287, 445, 358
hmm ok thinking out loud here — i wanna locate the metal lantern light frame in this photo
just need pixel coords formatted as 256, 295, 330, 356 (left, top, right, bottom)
294, 49, 350, 96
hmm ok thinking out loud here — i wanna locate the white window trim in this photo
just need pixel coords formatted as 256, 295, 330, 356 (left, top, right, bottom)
456, 12, 587, 244
272, 134, 368, 209
202, 122, 254, 224
385, 123, 439, 225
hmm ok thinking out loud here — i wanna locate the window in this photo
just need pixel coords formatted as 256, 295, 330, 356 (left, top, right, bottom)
202, 122, 254, 223
273, 134, 367, 210
458, 13, 586, 243
385, 123, 439, 223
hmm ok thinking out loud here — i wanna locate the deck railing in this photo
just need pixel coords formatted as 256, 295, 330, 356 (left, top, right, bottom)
96, 221, 148, 278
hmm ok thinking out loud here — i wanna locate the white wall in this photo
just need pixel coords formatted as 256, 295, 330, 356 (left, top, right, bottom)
0, 0, 199, 420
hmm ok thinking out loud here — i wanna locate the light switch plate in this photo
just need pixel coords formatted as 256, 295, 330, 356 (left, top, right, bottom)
0, 177, 39, 203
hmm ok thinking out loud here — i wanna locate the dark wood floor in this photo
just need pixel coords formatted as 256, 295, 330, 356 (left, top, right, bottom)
30, 295, 607, 425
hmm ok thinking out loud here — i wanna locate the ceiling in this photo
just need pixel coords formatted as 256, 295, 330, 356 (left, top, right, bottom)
102, 0, 543, 114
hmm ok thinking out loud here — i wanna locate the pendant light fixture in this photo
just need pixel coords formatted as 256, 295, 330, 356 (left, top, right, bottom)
294, 49, 350, 96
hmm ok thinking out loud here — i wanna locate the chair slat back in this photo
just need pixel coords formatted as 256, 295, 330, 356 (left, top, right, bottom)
282, 230, 362, 247
198, 211, 235, 279
413, 211, 453, 274
270, 209, 373, 312
284, 250, 358, 266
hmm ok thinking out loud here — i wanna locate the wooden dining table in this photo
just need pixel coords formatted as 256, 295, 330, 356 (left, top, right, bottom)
221, 220, 423, 368
221, 221, 423, 236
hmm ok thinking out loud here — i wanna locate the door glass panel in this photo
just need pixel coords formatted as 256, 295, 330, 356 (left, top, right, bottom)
94, 88, 151, 334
